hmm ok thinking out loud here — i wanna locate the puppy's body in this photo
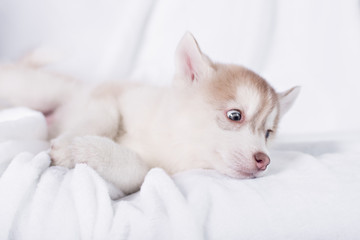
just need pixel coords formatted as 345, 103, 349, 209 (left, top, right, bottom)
0, 33, 300, 194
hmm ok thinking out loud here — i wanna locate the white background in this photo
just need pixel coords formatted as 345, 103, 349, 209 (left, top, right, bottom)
0, 0, 359, 135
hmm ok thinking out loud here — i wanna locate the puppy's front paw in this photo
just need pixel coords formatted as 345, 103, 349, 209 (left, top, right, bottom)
50, 135, 117, 172
50, 137, 75, 168
70, 136, 107, 169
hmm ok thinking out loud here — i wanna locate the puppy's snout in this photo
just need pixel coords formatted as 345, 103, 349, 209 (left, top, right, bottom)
254, 152, 270, 171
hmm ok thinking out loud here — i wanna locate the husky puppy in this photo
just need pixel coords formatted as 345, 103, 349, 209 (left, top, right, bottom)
0, 33, 299, 194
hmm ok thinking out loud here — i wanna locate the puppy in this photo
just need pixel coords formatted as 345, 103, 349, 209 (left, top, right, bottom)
0, 33, 300, 194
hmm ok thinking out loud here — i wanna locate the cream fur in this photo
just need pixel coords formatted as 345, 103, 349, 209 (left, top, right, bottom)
0, 32, 300, 194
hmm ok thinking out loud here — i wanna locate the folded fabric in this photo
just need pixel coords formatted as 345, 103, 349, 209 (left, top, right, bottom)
1, 107, 360, 240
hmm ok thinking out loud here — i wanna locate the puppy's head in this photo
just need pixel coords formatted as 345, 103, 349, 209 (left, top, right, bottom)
173, 32, 300, 178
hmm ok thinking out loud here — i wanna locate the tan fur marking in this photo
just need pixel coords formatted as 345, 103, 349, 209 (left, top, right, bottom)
251, 87, 278, 133
203, 64, 279, 132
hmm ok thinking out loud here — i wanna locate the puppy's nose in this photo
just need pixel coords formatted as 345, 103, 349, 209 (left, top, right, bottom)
254, 152, 270, 171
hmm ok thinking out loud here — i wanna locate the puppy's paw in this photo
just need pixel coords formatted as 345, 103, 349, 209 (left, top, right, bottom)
50, 135, 107, 169
70, 136, 109, 170
50, 137, 75, 168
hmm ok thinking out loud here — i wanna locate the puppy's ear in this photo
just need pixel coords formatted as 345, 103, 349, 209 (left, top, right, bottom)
278, 86, 301, 118
175, 32, 213, 83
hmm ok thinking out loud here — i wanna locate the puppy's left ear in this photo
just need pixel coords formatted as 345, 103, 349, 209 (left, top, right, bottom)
175, 32, 213, 83
278, 86, 301, 118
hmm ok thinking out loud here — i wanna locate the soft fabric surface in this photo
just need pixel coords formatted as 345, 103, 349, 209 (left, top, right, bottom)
1, 108, 360, 239
1, 2, 359, 239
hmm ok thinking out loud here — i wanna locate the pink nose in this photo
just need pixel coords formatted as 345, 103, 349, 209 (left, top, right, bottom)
254, 152, 270, 171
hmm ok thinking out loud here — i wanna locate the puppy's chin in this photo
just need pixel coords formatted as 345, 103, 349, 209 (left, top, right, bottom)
224, 167, 266, 179
232, 171, 256, 179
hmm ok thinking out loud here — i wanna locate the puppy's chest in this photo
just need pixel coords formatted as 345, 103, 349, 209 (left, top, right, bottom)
115, 86, 165, 140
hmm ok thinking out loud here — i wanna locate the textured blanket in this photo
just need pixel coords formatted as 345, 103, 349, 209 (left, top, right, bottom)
1, 108, 360, 239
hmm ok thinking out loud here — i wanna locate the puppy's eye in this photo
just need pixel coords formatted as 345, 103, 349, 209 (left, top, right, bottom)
227, 109, 242, 121
265, 130, 272, 139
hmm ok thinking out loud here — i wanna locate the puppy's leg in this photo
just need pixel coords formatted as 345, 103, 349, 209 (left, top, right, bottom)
70, 136, 149, 194
49, 108, 150, 194
50, 93, 122, 166
0, 64, 81, 113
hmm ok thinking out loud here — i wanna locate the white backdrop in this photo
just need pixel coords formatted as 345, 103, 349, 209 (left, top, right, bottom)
0, 0, 359, 135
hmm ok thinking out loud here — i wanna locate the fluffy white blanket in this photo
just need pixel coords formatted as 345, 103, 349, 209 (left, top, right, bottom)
1, 108, 360, 239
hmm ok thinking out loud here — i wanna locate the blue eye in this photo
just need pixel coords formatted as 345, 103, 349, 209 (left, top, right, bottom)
265, 130, 272, 139
227, 109, 242, 121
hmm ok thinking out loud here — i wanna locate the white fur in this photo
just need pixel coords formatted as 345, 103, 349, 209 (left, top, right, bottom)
0, 33, 299, 194
278, 86, 301, 119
